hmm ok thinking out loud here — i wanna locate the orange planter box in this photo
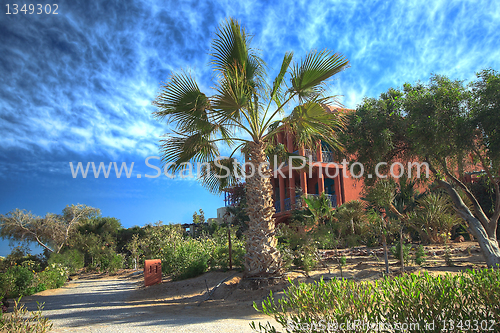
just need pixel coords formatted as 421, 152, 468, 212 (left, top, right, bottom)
144, 259, 162, 287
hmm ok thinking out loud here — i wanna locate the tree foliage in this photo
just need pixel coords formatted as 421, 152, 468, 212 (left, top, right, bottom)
346, 69, 500, 266
0, 205, 100, 254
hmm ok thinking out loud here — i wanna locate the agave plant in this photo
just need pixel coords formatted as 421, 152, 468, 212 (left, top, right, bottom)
152, 18, 349, 276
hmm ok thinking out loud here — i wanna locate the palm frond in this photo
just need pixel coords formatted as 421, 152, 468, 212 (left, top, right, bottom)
160, 132, 219, 172
265, 143, 309, 170
212, 68, 252, 124
152, 71, 212, 134
290, 50, 349, 101
281, 100, 346, 153
198, 157, 243, 193
270, 52, 293, 107
211, 18, 266, 86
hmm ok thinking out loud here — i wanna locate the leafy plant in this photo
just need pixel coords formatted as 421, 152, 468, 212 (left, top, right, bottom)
390, 242, 411, 266
205, 225, 245, 270
48, 249, 84, 275
36, 263, 69, 290
0, 297, 53, 332
276, 209, 319, 274
414, 244, 427, 265
1, 265, 35, 298
408, 193, 462, 244
253, 269, 500, 333
169, 238, 209, 280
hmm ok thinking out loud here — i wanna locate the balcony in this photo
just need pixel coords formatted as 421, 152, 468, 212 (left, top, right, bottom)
302, 150, 335, 163
306, 193, 337, 208
283, 150, 335, 167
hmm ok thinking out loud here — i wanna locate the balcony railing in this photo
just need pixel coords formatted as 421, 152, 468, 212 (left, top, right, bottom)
275, 200, 281, 213
307, 193, 338, 208
284, 198, 291, 211
303, 150, 335, 163
321, 151, 335, 163
283, 150, 335, 166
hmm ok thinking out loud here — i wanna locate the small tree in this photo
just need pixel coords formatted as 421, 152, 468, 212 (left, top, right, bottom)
333, 200, 367, 247
0, 205, 100, 254
125, 234, 142, 269
404, 72, 500, 266
363, 179, 408, 272
192, 209, 205, 225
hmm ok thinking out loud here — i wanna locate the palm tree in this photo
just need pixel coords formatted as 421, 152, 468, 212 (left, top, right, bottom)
152, 18, 349, 276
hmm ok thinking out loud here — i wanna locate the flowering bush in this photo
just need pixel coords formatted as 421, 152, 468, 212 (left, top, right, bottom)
36, 264, 69, 290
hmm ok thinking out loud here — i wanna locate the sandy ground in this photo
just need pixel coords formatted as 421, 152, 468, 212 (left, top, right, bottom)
17, 241, 486, 332
19, 270, 279, 333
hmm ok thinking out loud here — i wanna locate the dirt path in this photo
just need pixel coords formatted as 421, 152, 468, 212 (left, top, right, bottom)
22, 271, 277, 333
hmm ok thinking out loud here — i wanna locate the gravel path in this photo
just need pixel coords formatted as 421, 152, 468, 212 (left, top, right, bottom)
21, 274, 278, 333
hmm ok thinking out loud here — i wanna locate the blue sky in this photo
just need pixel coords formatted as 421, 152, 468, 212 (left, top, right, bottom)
1, 0, 499, 256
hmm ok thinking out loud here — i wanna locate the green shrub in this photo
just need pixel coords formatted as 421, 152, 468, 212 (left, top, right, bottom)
155, 225, 245, 280
0, 297, 53, 332
252, 277, 379, 333
276, 215, 319, 274
252, 269, 500, 333
414, 244, 427, 265
206, 226, 245, 270
292, 247, 318, 274
1, 265, 35, 298
174, 257, 208, 281
0, 263, 67, 298
36, 264, 68, 290
107, 253, 124, 274
160, 238, 210, 280
48, 249, 84, 275
390, 242, 411, 265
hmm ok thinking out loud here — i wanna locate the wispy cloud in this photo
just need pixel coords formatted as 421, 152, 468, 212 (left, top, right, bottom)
3, 0, 499, 161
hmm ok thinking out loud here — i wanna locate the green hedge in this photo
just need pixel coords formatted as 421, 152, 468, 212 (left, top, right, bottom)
253, 269, 500, 333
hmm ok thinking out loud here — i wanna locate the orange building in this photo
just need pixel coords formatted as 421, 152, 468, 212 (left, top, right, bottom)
270, 129, 363, 224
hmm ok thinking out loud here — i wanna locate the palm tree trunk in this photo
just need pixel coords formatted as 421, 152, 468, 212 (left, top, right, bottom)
244, 141, 281, 276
